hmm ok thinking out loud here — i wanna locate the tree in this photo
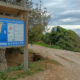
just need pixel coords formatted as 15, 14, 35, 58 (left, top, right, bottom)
43, 26, 80, 52
28, 0, 50, 43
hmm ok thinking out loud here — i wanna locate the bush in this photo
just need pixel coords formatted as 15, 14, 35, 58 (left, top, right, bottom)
0, 72, 8, 80
43, 26, 80, 52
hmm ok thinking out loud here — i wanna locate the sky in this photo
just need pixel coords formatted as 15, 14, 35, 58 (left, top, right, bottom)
32, 0, 80, 31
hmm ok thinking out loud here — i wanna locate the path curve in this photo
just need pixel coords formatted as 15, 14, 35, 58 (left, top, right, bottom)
28, 44, 80, 80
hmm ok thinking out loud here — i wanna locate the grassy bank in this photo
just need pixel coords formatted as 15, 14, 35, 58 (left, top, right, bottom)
33, 42, 61, 49
0, 58, 59, 80
33, 42, 80, 52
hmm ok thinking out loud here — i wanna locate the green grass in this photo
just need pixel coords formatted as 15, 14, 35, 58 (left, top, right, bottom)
7, 64, 24, 72
28, 49, 34, 54
0, 60, 45, 80
28, 61, 45, 74
33, 42, 61, 49
0, 58, 60, 80
45, 59, 60, 65
0, 72, 8, 80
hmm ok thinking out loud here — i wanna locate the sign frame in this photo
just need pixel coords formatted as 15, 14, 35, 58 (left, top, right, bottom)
0, 11, 29, 72
0, 0, 29, 71
0, 17, 25, 48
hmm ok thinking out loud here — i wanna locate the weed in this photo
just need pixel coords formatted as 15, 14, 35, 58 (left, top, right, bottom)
7, 64, 24, 72
26, 69, 34, 75
0, 72, 8, 80
8, 77, 17, 80
45, 59, 60, 65
0, 58, 58, 80
34, 42, 61, 49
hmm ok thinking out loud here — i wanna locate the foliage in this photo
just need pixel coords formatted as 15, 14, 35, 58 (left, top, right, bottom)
0, 58, 60, 80
0, 72, 8, 80
43, 26, 80, 52
28, 24, 45, 43
28, 1, 50, 43
7, 64, 24, 72
45, 59, 60, 65
34, 42, 61, 49
0, 61, 45, 80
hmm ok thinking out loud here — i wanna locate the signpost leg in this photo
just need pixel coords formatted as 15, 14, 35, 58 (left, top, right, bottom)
24, 13, 29, 71
0, 49, 7, 72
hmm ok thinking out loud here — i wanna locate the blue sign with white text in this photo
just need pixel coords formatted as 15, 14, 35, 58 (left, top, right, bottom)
0, 18, 25, 47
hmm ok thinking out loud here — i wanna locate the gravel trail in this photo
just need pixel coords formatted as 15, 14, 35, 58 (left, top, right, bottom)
28, 44, 80, 80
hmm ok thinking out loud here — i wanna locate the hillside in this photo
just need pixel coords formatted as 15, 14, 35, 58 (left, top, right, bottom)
43, 26, 80, 52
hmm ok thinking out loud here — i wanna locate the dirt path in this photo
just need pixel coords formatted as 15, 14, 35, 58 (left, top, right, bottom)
28, 44, 80, 80
19, 65, 75, 80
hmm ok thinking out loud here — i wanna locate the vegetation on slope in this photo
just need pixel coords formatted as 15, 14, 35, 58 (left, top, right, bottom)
42, 26, 80, 52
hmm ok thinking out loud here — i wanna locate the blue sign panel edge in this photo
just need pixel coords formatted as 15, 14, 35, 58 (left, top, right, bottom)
0, 17, 25, 47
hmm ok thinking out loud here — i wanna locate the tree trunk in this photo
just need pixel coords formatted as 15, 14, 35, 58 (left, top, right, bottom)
0, 49, 7, 72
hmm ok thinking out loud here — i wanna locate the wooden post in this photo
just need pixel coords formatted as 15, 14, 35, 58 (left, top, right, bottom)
24, 12, 29, 71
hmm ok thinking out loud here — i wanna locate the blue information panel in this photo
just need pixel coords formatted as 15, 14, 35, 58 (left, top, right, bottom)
0, 17, 25, 47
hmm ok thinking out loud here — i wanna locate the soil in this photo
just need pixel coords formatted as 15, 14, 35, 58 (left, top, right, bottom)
3, 45, 80, 80
28, 44, 80, 80
19, 63, 71, 80
5, 48, 34, 67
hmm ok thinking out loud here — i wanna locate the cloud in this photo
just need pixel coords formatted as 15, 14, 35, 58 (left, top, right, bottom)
33, 0, 80, 25
61, 10, 80, 15
61, 18, 74, 22
45, 25, 54, 32
61, 25, 80, 29
60, 18, 80, 23
45, 2, 58, 8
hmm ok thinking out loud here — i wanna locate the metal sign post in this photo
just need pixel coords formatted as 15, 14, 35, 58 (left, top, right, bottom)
24, 12, 29, 71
